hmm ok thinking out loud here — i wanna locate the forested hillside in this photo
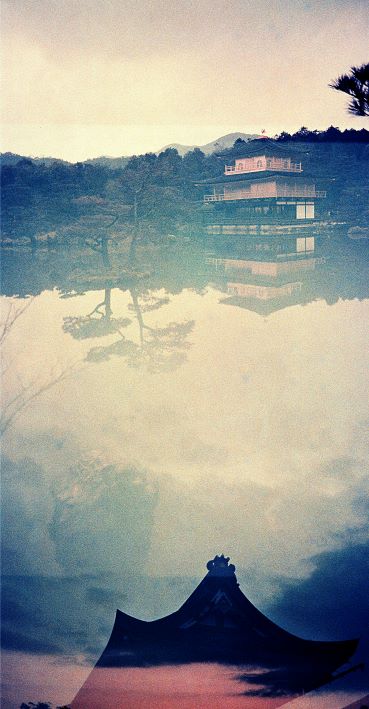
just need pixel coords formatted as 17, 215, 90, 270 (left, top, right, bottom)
1, 128, 368, 246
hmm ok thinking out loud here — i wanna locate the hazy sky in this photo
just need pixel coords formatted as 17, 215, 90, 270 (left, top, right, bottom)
1, 0, 368, 160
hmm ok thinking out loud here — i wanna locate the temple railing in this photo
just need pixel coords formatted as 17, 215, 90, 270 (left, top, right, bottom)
277, 188, 326, 198
224, 161, 302, 175
204, 188, 326, 202
204, 193, 226, 202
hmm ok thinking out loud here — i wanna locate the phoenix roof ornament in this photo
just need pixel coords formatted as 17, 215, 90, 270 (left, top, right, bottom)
206, 554, 236, 576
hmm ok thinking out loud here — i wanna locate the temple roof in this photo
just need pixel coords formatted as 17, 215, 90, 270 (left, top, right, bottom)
220, 293, 309, 316
196, 172, 316, 186
216, 137, 302, 159
95, 555, 358, 692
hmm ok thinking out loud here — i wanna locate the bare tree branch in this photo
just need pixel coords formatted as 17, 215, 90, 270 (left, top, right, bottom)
1, 297, 82, 434
1, 361, 80, 435
0, 298, 34, 344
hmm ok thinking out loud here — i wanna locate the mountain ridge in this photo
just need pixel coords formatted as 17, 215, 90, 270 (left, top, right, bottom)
157, 132, 258, 156
0, 132, 258, 168
0, 152, 72, 167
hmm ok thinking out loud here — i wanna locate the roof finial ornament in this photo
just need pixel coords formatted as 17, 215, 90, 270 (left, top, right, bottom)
206, 554, 236, 577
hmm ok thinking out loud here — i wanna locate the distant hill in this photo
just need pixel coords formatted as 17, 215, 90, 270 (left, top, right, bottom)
1, 152, 29, 166
2, 127, 368, 170
0, 151, 130, 170
83, 155, 130, 169
0, 152, 71, 167
1, 135, 257, 170
87, 135, 259, 165
157, 132, 258, 156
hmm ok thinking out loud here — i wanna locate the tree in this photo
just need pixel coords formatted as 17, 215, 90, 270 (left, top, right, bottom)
330, 63, 369, 117
277, 131, 292, 142
1, 299, 79, 434
20, 702, 69, 709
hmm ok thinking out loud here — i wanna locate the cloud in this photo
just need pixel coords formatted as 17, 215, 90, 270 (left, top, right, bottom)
1, 572, 199, 661
1, 457, 60, 576
268, 538, 369, 643
1, 450, 193, 660
2, 627, 62, 655
85, 586, 125, 608
1, 573, 120, 659
2, 0, 368, 139
1, 454, 159, 578
4, 0, 368, 62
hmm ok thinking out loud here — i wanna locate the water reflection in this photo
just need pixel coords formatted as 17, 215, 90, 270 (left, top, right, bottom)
62, 285, 194, 371
1, 225, 368, 708
204, 230, 369, 314
206, 233, 320, 315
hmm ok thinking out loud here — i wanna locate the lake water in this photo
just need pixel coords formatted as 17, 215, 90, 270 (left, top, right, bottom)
1, 227, 368, 708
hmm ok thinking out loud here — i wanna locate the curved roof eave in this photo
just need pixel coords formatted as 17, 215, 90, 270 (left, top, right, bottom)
216, 138, 305, 159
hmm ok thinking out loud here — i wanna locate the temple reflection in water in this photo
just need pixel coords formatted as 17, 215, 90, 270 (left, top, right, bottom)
205, 232, 320, 315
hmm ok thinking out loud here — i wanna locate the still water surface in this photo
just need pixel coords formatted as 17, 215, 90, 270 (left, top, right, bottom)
1, 228, 368, 707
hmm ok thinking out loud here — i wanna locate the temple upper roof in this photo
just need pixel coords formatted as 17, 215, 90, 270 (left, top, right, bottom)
216, 137, 300, 159
196, 170, 314, 185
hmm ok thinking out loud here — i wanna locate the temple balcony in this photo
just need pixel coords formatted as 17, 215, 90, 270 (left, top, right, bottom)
224, 159, 302, 175
204, 187, 326, 202
277, 187, 326, 198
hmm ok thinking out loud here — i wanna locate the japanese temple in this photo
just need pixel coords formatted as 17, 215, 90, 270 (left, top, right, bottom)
71, 555, 359, 708
198, 137, 326, 224
206, 233, 324, 315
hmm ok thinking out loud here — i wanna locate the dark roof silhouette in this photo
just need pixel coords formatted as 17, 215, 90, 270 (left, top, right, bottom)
196, 171, 301, 186
87, 555, 358, 694
217, 137, 302, 159
196, 171, 316, 186
219, 293, 309, 316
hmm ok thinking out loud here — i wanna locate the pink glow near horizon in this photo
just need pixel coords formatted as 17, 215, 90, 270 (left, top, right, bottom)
1, 653, 292, 709
72, 663, 291, 709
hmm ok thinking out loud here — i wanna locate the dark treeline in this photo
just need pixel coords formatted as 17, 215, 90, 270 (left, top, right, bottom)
20, 703, 70, 709
276, 125, 369, 143
1, 127, 369, 243
229, 125, 369, 145
1, 147, 222, 242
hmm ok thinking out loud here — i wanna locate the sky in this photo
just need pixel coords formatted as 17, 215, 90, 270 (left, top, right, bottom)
1, 0, 368, 161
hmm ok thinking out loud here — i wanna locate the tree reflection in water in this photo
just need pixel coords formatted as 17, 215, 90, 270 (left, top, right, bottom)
63, 286, 194, 373
63, 288, 132, 340
61, 230, 195, 372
